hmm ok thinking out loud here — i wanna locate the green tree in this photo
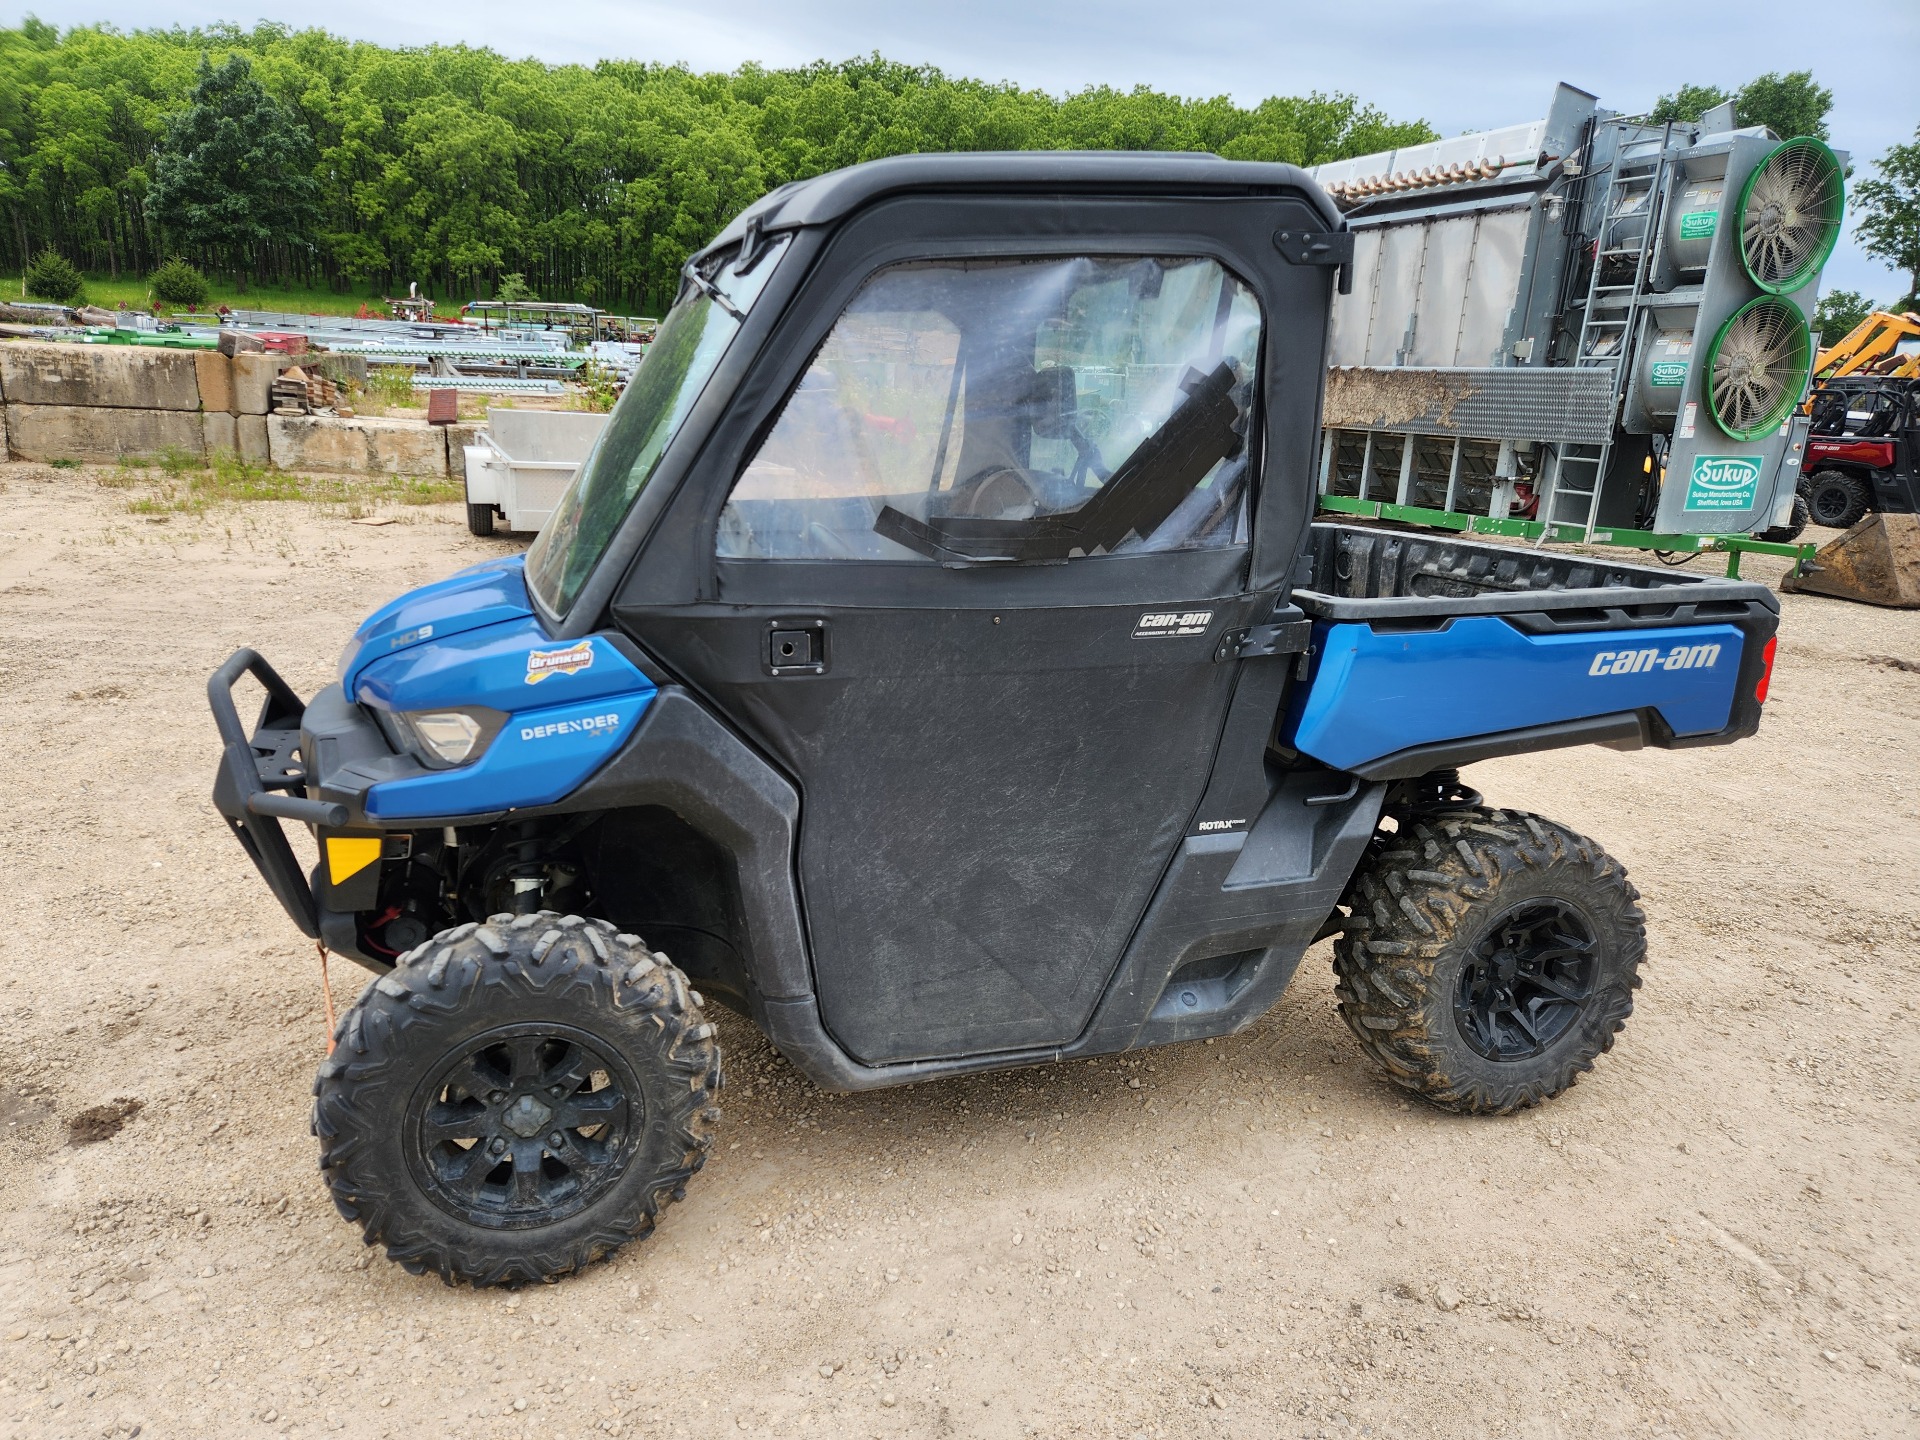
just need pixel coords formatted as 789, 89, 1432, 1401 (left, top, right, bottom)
1854, 127, 1920, 309
1812, 289, 1876, 346
1649, 83, 1732, 126
148, 52, 318, 288
1648, 72, 1832, 141
0, 23, 1438, 312
150, 254, 209, 308
1735, 71, 1832, 142
23, 245, 82, 301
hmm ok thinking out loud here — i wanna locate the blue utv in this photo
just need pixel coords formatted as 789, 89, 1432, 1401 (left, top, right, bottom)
210, 153, 1782, 1286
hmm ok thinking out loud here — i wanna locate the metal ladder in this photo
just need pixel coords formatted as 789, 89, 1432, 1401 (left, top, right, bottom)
1540, 124, 1673, 537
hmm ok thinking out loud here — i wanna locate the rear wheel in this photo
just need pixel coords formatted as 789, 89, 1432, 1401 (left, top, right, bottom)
1331, 807, 1645, 1115
465, 501, 496, 537
313, 913, 720, 1285
1802, 469, 1870, 530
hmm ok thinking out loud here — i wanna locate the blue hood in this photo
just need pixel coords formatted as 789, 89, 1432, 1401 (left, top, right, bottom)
340, 556, 536, 694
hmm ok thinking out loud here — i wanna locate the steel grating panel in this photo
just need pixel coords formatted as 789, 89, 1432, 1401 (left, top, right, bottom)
1321, 366, 1616, 445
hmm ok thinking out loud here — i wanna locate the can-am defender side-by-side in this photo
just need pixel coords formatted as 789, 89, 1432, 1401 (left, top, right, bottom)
211, 153, 1782, 1286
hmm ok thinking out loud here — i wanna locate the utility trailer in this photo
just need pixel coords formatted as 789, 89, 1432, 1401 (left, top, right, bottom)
460, 408, 611, 537
210, 152, 1781, 1286
1306, 83, 1844, 570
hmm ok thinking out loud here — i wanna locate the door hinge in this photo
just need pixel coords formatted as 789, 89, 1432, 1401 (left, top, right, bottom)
1273, 227, 1355, 295
1215, 610, 1313, 663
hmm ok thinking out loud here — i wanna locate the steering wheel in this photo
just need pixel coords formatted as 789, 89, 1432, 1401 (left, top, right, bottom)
946, 466, 1043, 520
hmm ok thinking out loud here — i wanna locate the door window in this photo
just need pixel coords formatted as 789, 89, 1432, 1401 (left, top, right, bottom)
717, 255, 1260, 563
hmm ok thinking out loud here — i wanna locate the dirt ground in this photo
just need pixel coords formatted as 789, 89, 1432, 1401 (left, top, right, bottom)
1, 462, 1916, 1440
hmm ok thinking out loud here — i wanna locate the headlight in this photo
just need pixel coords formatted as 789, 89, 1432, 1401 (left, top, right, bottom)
384, 707, 506, 769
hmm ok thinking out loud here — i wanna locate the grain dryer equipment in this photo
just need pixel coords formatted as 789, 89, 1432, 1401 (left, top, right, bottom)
1308, 84, 1844, 556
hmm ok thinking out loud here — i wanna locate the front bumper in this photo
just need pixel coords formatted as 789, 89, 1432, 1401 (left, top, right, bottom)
209, 650, 346, 939
211, 650, 451, 953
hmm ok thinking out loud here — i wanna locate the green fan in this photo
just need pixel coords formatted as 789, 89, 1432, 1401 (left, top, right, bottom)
1704, 296, 1812, 441
1737, 138, 1844, 295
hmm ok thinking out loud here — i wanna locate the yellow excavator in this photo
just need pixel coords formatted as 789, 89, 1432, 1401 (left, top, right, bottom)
1816, 310, 1920, 380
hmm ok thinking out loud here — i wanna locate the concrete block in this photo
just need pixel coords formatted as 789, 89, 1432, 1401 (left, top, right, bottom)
235, 414, 269, 467
233, 352, 295, 416
194, 350, 234, 414
0, 342, 202, 410
309, 352, 369, 386
6, 402, 205, 463
446, 422, 483, 483
202, 411, 237, 456
267, 414, 447, 477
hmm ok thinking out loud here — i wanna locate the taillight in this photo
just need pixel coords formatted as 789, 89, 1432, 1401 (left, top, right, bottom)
1755, 636, 1778, 703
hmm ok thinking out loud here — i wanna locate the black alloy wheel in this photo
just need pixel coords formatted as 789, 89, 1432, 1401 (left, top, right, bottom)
1331, 806, 1645, 1115
1452, 900, 1599, 1062
1802, 469, 1870, 530
407, 1024, 639, 1230
314, 912, 720, 1285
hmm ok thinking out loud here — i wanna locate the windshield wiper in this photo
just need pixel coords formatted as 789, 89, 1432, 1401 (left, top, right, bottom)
681, 261, 747, 322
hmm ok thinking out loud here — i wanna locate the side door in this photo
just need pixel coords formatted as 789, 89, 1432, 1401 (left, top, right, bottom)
621, 204, 1280, 1066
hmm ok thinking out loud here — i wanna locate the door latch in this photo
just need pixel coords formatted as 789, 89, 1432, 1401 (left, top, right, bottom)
767, 620, 829, 676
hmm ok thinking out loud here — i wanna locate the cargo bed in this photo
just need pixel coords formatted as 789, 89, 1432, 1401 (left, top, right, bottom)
1294, 522, 1780, 620
1280, 524, 1780, 780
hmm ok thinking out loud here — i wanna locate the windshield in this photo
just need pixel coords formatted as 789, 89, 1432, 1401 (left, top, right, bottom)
525, 237, 789, 614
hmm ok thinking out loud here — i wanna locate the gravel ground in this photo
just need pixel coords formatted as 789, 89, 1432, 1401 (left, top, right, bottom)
1, 462, 1916, 1440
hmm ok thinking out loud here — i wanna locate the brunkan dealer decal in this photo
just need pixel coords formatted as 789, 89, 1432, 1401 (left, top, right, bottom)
525, 642, 595, 683
1684, 455, 1761, 512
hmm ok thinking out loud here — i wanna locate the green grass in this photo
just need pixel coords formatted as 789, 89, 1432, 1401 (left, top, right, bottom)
108, 449, 462, 516
8, 274, 429, 319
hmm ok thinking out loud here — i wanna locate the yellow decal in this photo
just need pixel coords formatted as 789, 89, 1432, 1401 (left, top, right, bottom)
326, 836, 383, 885
525, 642, 595, 684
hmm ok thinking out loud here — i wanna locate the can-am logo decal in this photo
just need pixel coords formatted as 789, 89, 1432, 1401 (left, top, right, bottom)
1134, 609, 1213, 639
1684, 455, 1762, 512
1588, 643, 1721, 676
524, 642, 595, 683
519, 711, 620, 741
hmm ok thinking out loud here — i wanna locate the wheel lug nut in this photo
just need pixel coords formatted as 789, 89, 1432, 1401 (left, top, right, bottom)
549, 1132, 565, 1148
490, 1092, 506, 1105
489, 1137, 506, 1155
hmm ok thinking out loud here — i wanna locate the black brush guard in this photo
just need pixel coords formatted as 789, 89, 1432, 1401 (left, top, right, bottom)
209, 649, 348, 938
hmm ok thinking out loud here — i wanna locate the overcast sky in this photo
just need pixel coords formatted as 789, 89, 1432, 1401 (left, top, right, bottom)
20, 0, 1920, 298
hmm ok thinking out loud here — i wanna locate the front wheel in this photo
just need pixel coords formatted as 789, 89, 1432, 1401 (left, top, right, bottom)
1331, 807, 1645, 1115
313, 913, 720, 1285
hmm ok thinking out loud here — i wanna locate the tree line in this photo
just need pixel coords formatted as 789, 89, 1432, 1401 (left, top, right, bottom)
0, 18, 1437, 314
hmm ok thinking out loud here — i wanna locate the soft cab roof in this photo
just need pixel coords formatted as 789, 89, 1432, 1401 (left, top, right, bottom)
703, 150, 1342, 258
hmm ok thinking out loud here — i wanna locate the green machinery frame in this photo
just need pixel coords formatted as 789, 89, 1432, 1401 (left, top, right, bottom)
1316, 493, 1816, 578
